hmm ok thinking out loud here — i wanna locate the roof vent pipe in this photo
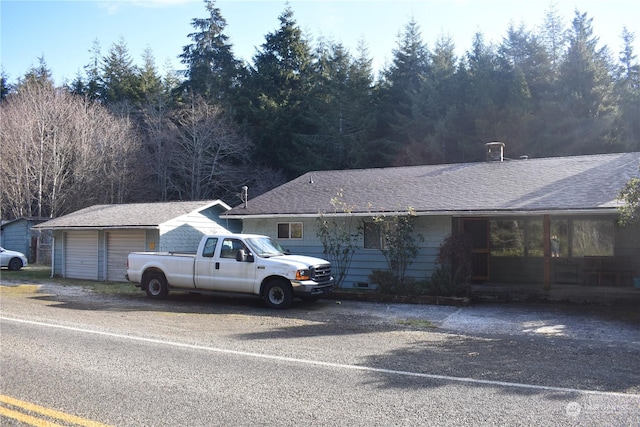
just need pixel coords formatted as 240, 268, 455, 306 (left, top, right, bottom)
241, 186, 248, 208
485, 142, 505, 162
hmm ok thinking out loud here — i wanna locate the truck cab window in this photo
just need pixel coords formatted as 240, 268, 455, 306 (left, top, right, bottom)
221, 238, 246, 259
202, 238, 218, 258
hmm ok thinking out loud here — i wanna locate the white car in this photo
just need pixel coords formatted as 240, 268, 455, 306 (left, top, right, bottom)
0, 247, 28, 271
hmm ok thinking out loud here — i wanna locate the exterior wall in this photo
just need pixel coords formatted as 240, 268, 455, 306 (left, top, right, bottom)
51, 230, 64, 277
0, 218, 47, 262
158, 205, 236, 252
616, 221, 640, 276
0, 219, 30, 255
240, 215, 452, 289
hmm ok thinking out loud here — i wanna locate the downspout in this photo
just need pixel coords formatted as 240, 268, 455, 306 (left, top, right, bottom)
543, 215, 551, 290
50, 236, 55, 278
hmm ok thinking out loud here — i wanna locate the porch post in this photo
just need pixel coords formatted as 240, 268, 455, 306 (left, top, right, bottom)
543, 214, 551, 290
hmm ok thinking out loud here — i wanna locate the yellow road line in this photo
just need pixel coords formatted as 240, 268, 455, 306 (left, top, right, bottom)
0, 406, 67, 427
0, 394, 113, 427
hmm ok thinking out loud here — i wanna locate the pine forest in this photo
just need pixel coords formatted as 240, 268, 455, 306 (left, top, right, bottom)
1, 1, 639, 220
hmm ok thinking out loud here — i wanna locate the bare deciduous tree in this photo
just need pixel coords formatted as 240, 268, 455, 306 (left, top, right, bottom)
168, 96, 253, 201
0, 80, 147, 219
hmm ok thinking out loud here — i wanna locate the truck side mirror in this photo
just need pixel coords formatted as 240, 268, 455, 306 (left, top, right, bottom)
236, 249, 254, 262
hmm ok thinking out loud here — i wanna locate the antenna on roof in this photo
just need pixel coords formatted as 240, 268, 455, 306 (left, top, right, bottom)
241, 186, 248, 208
309, 174, 314, 184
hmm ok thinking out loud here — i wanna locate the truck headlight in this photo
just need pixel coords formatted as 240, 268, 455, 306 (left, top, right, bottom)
296, 269, 311, 280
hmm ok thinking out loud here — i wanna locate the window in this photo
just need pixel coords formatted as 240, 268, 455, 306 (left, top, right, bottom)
490, 218, 543, 257
491, 220, 524, 256
363, 222, 383, 249
491, 217, 614, 258
550, 219, 569, 258
202, 238, 218, 258
363, 221, 395, 249
572, 219, 613, 256
277, 222, 303, 239
220, 238, 246, 258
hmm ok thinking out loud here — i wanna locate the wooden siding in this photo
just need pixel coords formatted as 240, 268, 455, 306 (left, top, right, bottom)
0, 218, 46, 262
0, 219, 29, 255
159, 205, 233, 252
241, 215, 452, 288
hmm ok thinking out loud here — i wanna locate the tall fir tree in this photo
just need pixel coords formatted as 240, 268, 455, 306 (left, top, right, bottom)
239, 6, 315, 178
556, 11, 617, 154
613, 28, 640, 151
378, 18, 434, 166
178, 0, 242, 105
100, 37, 143, 108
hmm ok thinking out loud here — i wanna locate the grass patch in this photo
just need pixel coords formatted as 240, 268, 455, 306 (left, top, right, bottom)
0, 264, 51, 282
77, 282, 140, 296
0, 264, 140, 296
0, 284, 43, 296
397, 318, 438, 329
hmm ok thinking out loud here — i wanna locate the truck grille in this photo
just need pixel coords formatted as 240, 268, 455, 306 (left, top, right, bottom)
311, 264, 332, 282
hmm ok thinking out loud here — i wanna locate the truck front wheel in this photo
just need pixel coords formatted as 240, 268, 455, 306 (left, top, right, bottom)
263, 280, 292, 309
144, 272, 168, 299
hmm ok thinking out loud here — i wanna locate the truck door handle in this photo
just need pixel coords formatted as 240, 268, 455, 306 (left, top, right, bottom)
215, 262, 220, 270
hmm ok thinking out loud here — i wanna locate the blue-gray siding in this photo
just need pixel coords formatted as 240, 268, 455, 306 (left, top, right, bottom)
240, 216, 451, 288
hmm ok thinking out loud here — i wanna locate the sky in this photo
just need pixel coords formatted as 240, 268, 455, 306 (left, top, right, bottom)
1, 0, 639, 86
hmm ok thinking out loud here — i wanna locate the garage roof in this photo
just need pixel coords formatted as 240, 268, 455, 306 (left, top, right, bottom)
34, 200, 230, 229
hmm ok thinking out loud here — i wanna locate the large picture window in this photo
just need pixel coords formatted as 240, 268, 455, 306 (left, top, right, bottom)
490, 219, 543, 257
571, 220, 614, 256
277, 222, 303, 239
491, 217, 614, 258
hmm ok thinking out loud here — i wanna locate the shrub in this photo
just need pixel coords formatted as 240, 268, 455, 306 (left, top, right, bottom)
427, 232, 473, 297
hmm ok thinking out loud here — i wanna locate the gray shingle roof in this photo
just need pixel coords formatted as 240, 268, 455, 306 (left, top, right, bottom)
34, 200, 229, 229
224, 152, 640, 217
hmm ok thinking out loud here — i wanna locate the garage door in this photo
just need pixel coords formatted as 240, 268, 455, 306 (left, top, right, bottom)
107, 231, 146, 282
65, 231, 98, 280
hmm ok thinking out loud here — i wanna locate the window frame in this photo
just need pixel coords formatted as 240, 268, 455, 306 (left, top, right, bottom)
277, 222, 304, 240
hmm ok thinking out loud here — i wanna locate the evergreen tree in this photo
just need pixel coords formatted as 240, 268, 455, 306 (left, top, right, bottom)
539, 3, 567, 75
428, 34, 463, 162
178, 0, 242, 104
0, 70, 11, 101
378, 18, 434, 165
19, 56, 55, 91
556, 11, 617, 154
460, 32, 503, 160
613, 28, 640, 151
239, 6, 315, 178
297, 40, 376, 170
100, 37, 143, 107
140, 47, 164, 104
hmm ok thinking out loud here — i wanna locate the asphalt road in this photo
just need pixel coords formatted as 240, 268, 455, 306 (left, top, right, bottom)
1, 282, 639, 426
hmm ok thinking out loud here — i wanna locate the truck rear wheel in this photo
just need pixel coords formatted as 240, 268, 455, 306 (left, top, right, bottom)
144, 272, 168, 299
263, 280, 292, 309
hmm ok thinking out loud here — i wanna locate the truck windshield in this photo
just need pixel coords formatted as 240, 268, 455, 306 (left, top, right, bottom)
245, 237, 286, 258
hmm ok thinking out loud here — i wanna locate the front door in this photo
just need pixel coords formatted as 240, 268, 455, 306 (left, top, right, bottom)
463, 219, 490, 281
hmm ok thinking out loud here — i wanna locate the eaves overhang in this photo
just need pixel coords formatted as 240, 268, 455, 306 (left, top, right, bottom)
34, 225, 161, 230
221, 207, 620, 219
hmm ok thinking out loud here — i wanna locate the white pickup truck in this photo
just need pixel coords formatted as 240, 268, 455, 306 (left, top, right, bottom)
126, 234, 334, 309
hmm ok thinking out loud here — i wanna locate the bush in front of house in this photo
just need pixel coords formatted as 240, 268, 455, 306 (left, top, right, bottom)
423, 232, 473, 297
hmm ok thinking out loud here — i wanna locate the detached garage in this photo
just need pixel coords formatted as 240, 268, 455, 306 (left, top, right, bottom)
34, 200, 239, 282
